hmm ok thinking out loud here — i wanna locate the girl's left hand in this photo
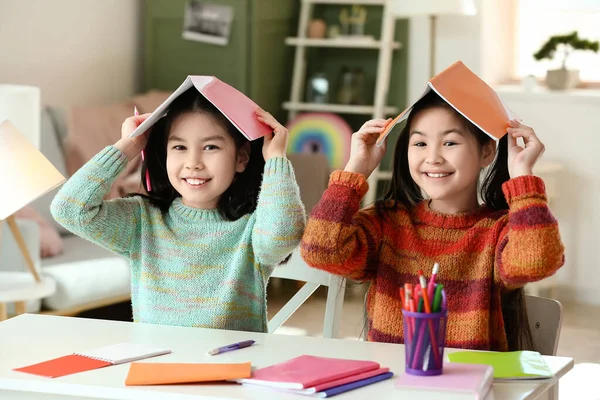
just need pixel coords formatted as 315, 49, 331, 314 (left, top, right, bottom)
257, 108, 289, 160
507, 119, 545, 178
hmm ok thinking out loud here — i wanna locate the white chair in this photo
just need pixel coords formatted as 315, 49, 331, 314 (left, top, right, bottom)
268, 249, 346, 339
525, 294, 564, 356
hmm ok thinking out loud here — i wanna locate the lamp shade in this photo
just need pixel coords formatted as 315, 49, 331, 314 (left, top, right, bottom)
0, 85, 41, 149
389, 0, 477, 17
0, 120, 65, 220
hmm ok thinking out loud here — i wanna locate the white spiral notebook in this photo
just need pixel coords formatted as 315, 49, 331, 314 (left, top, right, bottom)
14, 342, 172, 378
74, 342, 172, 364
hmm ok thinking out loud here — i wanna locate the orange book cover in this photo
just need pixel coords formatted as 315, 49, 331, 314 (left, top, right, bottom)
377, 61, 518, 146
125, 361, 252, 386
129, 76, 272, 141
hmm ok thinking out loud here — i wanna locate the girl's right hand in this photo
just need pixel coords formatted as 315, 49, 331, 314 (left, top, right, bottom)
344, 118, 391, 178
114, 113, 152, 160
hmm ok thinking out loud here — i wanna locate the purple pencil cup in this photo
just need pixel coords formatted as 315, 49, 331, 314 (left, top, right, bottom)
402, 309, 448, 376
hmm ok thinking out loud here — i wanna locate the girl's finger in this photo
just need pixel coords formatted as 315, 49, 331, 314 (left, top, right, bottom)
357, 127, 386, 135
509, 129, 540, 144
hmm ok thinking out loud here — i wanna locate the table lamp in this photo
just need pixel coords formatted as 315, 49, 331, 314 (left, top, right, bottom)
389, 0, 477, 78
0, 120, 65, 282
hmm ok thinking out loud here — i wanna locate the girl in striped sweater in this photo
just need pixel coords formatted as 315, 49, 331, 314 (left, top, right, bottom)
301, 91, 564, 351
51, 88, 305, 332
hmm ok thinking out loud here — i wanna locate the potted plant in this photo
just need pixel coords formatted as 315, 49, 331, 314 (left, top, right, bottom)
533, 31, 599, 90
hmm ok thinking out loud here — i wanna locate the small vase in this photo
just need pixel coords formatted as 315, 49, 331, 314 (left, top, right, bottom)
545, 69, 579, 90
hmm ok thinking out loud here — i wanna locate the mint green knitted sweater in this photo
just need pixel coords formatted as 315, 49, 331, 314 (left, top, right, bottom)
51, 146, 306, 332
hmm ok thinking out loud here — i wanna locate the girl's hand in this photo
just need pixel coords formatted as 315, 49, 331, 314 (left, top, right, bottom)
257, 108, 289, 160
114, 113, 152, 161
507, 119, 545, 178
344, 118, 391, 178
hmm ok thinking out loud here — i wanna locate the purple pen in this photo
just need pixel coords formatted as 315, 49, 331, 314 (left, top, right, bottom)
207, 340, 255, 356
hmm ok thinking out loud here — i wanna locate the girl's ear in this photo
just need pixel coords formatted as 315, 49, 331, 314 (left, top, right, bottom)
236, 142, 251, 173
480, 139, 496, 168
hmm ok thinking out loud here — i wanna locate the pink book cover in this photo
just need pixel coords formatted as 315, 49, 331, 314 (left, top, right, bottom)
395, 363, 493, 399
129, 75, 271, 141
237, 355, 380, 389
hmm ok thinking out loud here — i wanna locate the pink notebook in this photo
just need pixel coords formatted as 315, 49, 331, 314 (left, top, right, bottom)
395, 363, 493, 400
237, 355, 380, 389
129, 75, 272, 141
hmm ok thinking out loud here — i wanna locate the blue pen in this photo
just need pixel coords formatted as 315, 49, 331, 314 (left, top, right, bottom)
207, 340, 255, 356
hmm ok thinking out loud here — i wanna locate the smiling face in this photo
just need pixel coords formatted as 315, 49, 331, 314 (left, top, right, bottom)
166, 112, 249, 209
407, 107, 495, 214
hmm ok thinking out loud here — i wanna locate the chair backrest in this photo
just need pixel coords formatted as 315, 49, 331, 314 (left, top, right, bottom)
268, 248, 345, 339
525, 294, 564, 356
266, 153, 344, 338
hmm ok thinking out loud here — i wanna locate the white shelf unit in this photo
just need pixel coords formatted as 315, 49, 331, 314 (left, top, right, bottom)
285, 37, 402, 49
283, 102, 399, 115
285, 0, 400, 204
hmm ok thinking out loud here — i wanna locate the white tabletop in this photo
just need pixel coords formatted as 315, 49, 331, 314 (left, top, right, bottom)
0, 314, 573, 400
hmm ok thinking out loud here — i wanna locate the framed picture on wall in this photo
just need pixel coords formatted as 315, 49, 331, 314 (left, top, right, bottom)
182, 0, 234, 46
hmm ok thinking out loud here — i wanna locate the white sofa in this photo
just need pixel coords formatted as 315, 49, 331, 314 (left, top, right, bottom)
2, 108, 131, 316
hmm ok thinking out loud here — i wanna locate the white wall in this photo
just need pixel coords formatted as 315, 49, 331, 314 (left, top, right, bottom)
0, 0, 141, 107
405, 1, 600, 305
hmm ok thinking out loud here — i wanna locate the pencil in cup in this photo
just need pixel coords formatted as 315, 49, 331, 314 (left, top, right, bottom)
402, 286, 447, 376
412, 276, 441, 369
134, 106, 152, 192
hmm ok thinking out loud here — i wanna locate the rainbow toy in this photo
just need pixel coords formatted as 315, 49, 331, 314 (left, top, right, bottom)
286, 113, 353, 169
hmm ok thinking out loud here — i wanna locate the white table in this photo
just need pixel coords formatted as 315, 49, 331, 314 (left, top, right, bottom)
0, 314, 573, 400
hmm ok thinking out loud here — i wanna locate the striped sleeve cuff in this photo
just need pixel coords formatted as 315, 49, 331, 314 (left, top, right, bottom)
95, 146, 128, 178
502, 175, 547, 204
329, 170, 369, 198
264, 156, 293, 176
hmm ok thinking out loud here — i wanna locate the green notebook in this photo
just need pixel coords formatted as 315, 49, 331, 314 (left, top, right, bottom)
447, 351, 554, 380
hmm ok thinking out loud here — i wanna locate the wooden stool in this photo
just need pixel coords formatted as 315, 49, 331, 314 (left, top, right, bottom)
0, 272, 55, 321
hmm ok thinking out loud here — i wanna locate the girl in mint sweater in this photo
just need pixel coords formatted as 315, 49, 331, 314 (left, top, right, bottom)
51, 88, 306, 332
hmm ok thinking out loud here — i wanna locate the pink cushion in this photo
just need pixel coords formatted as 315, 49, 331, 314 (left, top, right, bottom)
14, 206, 63, 258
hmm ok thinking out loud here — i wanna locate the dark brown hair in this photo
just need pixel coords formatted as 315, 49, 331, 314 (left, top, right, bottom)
137, 87, 266, 221
376, 91, 533, 351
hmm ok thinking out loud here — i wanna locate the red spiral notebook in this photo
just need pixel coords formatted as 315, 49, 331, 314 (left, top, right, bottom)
128, 75, 272, 141
14, 343, 171, 378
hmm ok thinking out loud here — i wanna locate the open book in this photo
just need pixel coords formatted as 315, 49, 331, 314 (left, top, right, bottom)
129, 75, 272, 141
377, 61, 518, 146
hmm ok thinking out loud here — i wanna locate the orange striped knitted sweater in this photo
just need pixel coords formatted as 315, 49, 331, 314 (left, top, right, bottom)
300, 171, 564, 351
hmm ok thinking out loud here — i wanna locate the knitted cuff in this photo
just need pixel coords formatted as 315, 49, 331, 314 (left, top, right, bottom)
502, 175, 547, 204
329, 170, 369, 198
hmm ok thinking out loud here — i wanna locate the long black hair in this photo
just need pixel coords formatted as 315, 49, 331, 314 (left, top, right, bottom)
137, 87, 266, 221
375, 91, 533, 351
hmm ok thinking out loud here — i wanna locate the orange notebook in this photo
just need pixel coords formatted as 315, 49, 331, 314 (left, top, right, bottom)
377, 60, 518, 146
125, 362, 252, 386
129, 75, 272, 141
14, 343, 171, 378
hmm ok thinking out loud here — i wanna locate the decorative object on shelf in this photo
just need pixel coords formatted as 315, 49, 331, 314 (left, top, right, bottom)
306, 73, 330, 104
286, 113, 352, 169
533, 31, 599, 91
339, 8, 351, 36
336, 66, 366, 105
182, 1, 234, 46
328, 25, 340, 39
522, 75, 537, 92
390, 0, 476, 78
350, 5, 367, 36
307, 19, 327, 39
